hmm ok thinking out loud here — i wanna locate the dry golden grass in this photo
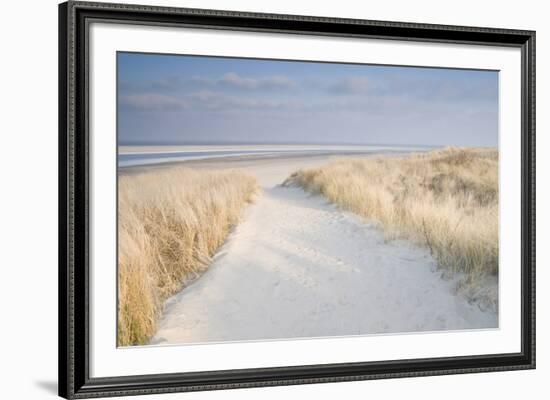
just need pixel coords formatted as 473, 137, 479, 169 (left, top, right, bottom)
284, 147, 498, 307
118, 167, 258, 346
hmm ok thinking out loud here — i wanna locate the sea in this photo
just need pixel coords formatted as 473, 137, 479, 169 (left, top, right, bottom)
117, 144, 433, 168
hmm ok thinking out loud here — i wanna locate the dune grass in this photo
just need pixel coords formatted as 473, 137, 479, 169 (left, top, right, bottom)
118, 167, 258, 346
284, 147, 498, 309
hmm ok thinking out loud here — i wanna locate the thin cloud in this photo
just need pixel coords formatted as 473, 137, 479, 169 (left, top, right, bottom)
188, 90, 303, 111
119, 94, 188, 111
328, 76, 371, 95
120, 91, 304, 112
120, 73, 297, 93
324, 74, 497, 103
375, 74, 498, 102
219, 72, 296, 90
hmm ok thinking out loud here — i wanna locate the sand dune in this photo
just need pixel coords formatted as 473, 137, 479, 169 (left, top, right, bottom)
150, 154, 497, 345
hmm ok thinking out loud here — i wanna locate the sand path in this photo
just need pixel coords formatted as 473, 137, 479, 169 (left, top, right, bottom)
151, 157, 496, 344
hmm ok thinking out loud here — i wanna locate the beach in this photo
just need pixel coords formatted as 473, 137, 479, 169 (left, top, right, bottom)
117, 144, 428, 168
119, 147, 497, 345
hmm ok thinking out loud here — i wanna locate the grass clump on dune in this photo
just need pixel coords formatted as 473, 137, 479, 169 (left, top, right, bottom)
118, 167, 258, 346
284, 147, 498, 310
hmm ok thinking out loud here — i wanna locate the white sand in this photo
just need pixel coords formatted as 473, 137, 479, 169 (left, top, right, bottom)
150, 155, 497, 345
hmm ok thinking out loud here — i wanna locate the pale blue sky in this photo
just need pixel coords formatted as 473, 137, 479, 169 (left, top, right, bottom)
118, 52, 498, 146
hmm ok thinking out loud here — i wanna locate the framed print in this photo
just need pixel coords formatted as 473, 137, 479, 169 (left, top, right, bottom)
58, 1, 536, 398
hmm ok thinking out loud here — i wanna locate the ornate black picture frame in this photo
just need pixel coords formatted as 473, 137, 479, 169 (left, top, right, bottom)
59, 1, 535, 398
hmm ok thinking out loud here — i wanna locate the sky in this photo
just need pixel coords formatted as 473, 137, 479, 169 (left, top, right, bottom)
118, 52, 498, 146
